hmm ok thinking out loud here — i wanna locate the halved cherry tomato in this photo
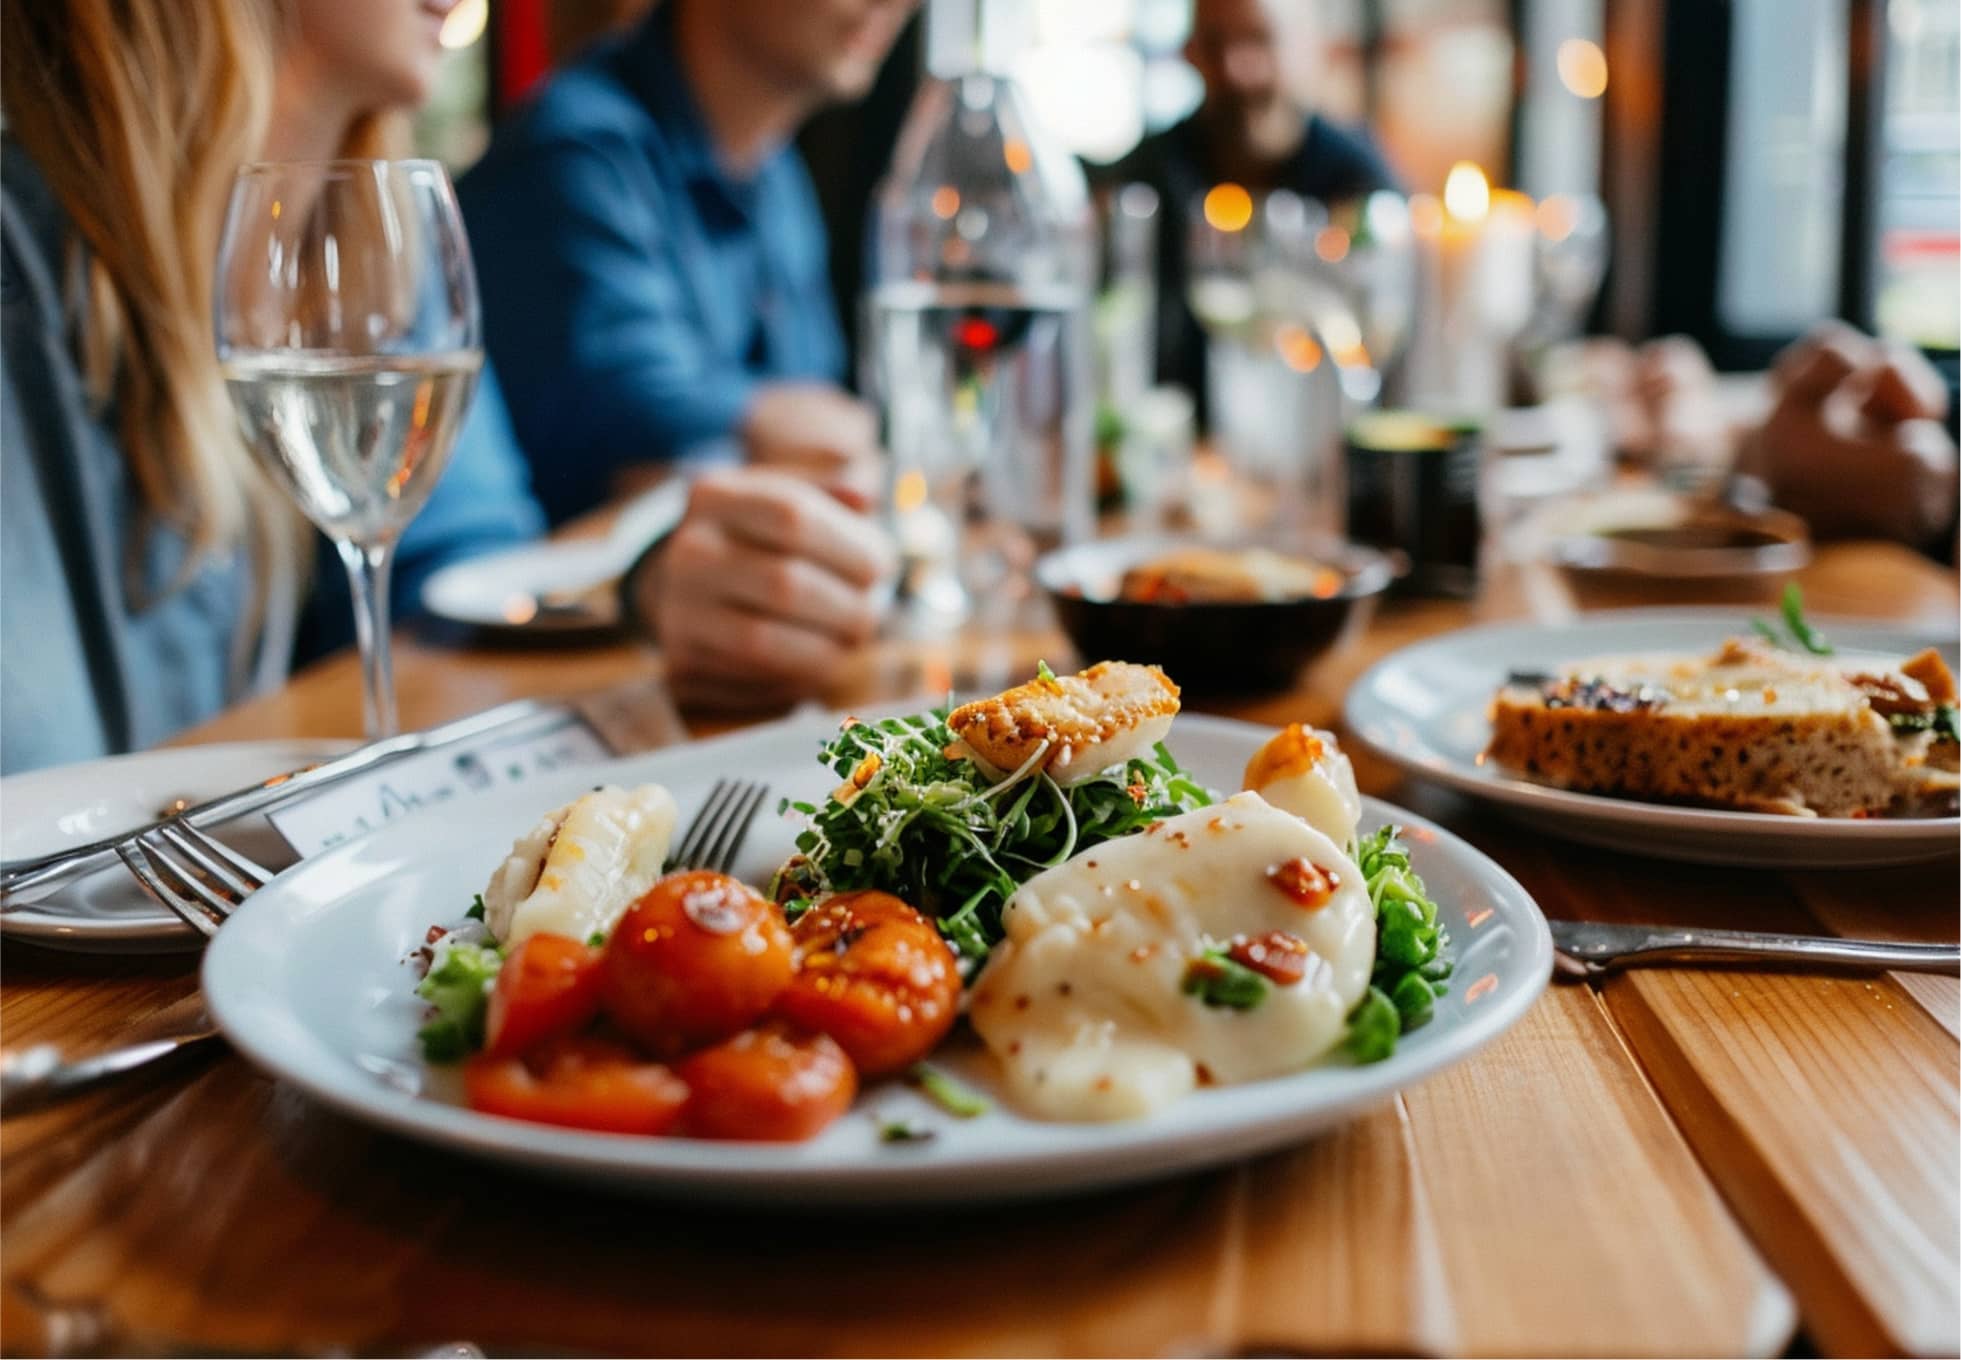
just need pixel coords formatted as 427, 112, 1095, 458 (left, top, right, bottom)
601, 871, 794, 1056
677, 1023, 856, 1142
775, 890, 960, 1077
482, 933, 603, 1060
463, 1035, 688, 1135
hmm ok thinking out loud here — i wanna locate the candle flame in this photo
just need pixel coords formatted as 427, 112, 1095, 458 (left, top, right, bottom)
1203, 183, 1255, 234
1443, 163, 1491, 223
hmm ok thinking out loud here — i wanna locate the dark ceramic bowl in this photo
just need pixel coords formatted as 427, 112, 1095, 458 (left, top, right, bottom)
1036, 534, 1396, 696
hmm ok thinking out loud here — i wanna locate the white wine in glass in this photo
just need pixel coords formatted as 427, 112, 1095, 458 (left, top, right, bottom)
215, 159, 482, 738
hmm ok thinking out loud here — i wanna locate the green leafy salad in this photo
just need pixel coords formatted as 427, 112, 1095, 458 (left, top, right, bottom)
772, 692, 1452, 1063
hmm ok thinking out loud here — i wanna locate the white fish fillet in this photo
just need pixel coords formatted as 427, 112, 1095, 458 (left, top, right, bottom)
482, 784, 677, 946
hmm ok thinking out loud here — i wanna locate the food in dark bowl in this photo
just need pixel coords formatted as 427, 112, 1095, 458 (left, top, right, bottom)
1037, 536, 1395, 695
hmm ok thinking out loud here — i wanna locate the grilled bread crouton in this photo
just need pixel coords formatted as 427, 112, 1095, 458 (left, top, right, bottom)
948, 661, 1180, 786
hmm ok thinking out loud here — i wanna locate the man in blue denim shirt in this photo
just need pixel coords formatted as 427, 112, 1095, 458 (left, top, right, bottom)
459, 0, 916, 525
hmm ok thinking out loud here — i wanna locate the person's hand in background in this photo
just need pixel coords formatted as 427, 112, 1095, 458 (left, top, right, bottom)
631, 467, 896, 708
1736, 322, 1957, 545
1569, 335, 1730, 471
740, 382, 883, 509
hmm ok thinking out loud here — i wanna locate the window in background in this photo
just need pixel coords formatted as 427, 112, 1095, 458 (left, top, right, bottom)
1515, 0, 1605, 200
1876, 0, 1960, 350
1716, 0, 1846, 338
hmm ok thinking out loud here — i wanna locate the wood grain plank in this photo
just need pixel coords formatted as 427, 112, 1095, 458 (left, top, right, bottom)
1400, 985, 1792, 1357
1603, 967, 1959, 1357
1226, 1100, 1458, 1356
1785, 864, 1961, 1041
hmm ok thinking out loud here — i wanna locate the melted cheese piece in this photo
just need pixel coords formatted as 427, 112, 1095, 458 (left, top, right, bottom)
1242, 723, 1362, 847
482, 784, 677, 946
969, 792, 1374, 1121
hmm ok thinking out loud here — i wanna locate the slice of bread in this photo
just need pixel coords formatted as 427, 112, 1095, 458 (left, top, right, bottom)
1485, 638, 1959, 818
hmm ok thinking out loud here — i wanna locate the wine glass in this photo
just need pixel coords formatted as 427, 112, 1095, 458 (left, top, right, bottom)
215, 159, 482, 737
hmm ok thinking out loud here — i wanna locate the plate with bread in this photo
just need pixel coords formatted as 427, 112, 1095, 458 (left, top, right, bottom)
1344, 604, 1959, 867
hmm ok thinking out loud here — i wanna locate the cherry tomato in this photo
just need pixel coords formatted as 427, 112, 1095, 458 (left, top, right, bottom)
482, 934, 603, 1060
775, 890, 961, 1077
677, 1023, 857, 1142
601, 871, 795, 1055
464, 1035, 688, 1135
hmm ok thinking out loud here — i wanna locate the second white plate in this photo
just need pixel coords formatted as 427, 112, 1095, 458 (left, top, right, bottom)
1344, 610, 1961, 867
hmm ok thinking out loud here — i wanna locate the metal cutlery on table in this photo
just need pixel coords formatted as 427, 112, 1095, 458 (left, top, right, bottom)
1, 772, 772, 1118
1, 697, 568, 904
1551, 919, 1961, 980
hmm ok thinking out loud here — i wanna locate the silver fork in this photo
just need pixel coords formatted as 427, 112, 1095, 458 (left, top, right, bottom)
114, 818, 273, 937
666, 779, 771, 874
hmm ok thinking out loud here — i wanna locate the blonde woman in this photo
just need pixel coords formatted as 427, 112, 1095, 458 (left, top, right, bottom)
1, 0, 893, 772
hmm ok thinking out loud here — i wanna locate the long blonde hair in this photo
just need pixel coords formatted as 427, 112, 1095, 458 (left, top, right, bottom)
2, 0, 288, 572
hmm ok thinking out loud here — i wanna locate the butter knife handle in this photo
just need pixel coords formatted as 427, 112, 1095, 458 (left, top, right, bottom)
1637, 929, 1961, 975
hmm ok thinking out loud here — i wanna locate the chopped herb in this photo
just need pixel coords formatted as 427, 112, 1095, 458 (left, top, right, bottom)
1889, 703, 1959, 742
465, 894, 486, 922
1036, 659, 1058, 684
586, 931, 607, 948
1343, 986, 1400, 1062
414, 939, 503, 1063
879, 1120, 935, 1143
1181, 947, 1269, 1010
909, 1062, 991, 1118
1344, 825, 1452, 1063
1753, 583, 1834, 656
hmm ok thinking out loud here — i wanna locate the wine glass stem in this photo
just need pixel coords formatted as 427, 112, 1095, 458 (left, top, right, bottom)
336, 538, 398, 739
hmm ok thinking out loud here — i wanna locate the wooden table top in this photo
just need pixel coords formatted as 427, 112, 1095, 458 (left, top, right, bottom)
3, 541, 1956, 1358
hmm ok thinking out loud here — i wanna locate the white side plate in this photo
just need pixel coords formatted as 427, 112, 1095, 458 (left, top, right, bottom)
1, 740, 351, 952
1344, 610, 1961, 867
202, 713, 1551, 1207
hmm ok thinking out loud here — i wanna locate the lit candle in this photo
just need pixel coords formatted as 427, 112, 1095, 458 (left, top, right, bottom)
1406, 162, 1538, 410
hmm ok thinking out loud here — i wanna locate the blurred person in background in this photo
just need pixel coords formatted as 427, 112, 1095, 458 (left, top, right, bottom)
0, 0, 891, 774
1579, 324, 1957, 553
1101, 0, 1399, 413
457, 0, 918, 524
1736, 323, 1958, 550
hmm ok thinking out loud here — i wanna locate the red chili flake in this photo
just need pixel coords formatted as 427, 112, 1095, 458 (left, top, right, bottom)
1227, 931, 1311, 985
1127, 781, 1149, 806
1267, 858, 1340, 909
1093, 1076, 1113, 1092
1014, 994, 1032, 1012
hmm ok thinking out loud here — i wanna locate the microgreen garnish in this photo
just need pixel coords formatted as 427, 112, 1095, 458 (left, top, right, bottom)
1753, 583, 1834, 656
465, 894, 486, 922
909, 1063, 991, 1118
771, 708, 1212, 970
1035, 659, 1058, 684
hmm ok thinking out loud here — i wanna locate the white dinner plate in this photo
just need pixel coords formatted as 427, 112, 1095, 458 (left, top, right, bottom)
202, 712, 1552, 1207
1344, 610, 1961, 868
420, 480, 688, 634
0, 740, 352, 953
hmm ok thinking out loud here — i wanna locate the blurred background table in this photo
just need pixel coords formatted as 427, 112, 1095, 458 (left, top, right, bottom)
3, 540, 1955, 1358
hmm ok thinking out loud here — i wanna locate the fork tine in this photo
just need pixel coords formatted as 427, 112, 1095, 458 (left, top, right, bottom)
707, 783, 769, 874
158, 821, 267, 896
116, 840, 222, 938
141, 832, 245, 920
669, 779, 733, 870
